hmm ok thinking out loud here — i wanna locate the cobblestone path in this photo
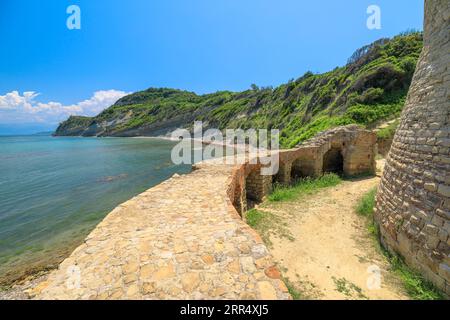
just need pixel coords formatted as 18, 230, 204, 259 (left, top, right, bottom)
34, 160, 290, 300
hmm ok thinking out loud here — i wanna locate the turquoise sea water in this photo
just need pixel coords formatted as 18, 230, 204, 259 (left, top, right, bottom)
0, 135, 192, 282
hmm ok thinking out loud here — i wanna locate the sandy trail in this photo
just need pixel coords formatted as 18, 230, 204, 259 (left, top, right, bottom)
261, 173, 408, 300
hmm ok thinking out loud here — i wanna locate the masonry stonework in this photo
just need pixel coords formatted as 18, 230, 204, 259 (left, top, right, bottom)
375, 0, 450, 296
295, 125, 377, 177
33, 127, 377, 299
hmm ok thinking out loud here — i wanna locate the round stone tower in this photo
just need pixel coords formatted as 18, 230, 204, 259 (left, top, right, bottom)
375, 0, 450, 296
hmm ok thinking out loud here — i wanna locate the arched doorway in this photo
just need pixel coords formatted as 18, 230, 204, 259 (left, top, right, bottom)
323, 147, 343, 174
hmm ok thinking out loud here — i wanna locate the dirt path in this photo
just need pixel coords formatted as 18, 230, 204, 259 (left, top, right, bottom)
259, 174, 409, 300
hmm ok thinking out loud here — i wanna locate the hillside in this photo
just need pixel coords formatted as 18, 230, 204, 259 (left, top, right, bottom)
55, 32, 423, 148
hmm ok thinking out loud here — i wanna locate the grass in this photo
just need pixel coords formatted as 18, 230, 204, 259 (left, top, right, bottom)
376, 119, 400, 140
282, 277, 304, 300
332, 276, 368, 299
355, 189, 445, 300
388, 252, 444, 300
245, 209, 294, 247
356, 187, 377, 217
268, 173, 342, 202
246, 209, 266, 229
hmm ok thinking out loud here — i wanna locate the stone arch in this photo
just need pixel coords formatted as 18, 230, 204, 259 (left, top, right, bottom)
322, 147, 344, 174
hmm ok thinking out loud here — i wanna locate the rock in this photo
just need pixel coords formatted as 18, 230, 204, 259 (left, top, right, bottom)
239, 292, 256, 300
140, 264, 155, 278
227, 259, 241, 274
190, 260, 204, 270
240, 257, 256, 274
255, 257, 271, 269
126, 284, 140, 297
142, 282, 156, 295
25, 281, 49, 298
257, 281, 278, 300
211, 287, 227, 297
181, 273, 200, 293
238, 243, 251, 254
264, 266, 281, 279
252, 244, 268, 258
122, 262, 139, 274
152, 263, 175, 280
201, 255, 215, 265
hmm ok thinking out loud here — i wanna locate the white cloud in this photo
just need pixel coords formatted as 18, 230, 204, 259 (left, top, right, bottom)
0, 91, 39, 111
0, 90, 129, 124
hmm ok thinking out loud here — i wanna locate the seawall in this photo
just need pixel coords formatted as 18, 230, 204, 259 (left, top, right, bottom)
33, 125, 376, 299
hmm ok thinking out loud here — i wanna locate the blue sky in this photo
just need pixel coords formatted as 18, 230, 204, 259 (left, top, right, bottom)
0, 0, 423, 133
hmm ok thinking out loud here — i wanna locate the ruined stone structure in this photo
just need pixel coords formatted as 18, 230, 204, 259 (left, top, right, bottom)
375, 0, 450, 296
33, 125, 375, 299
274, 125, 376, 185
230, 125, 377, 217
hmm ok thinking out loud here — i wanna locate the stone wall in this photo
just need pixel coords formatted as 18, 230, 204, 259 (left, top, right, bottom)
377, 136, 394, 157
293, 125, 377, 178
263, 125, 376, 191
34, 124, 377, 300
374, 0, 450, 296
237, 125, 377, 211
246, 170, 273, 203
226, 125, 377, 223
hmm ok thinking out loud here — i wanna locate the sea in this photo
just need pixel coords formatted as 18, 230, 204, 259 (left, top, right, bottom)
0, 135, 196, 283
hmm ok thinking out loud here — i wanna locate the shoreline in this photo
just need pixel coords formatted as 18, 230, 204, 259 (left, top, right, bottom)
0, 135, 195, 292
54, 133, 261, 153
0, 134, 269, 297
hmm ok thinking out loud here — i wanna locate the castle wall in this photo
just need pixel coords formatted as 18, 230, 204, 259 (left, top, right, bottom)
374, 0, 450, 296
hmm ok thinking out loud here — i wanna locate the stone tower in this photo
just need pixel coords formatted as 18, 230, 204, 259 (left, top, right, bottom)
375, 0, 450, 296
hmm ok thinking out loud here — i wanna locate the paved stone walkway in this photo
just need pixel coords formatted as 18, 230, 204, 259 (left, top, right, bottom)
33, 160, 290, 300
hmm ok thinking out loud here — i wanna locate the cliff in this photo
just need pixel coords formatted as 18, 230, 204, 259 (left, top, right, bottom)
55, 32, 423, 148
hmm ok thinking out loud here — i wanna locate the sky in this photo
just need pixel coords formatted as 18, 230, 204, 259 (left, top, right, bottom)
0, 0, 424, 134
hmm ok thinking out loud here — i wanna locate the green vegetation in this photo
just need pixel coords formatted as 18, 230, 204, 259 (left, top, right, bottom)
388, 253, 444, 300
355, 189, 445, 300
268, 173, 342, 202
356, 187, 377, 217
246, 209, 266, 229
282, 277, 304, 300
332, 276, 368, 299
56, 32, 423, 148
54, 116, 93, 136
245, 209, 294, 247
376, 119, 400, 140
